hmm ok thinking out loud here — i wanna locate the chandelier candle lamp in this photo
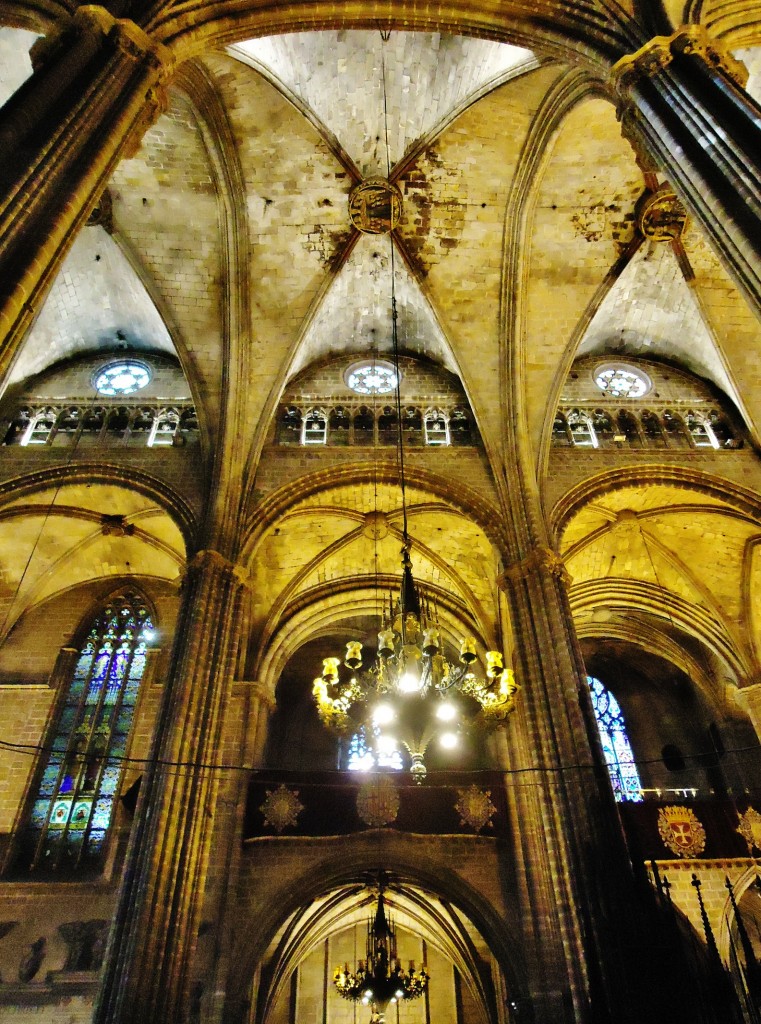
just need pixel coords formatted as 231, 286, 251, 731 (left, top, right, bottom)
334, 880, 429, 1022
313, 543, 519, 782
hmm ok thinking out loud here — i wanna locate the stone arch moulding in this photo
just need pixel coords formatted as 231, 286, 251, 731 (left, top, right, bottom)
243, 462, 508, 559
228, 844, 527, 1024
0, 462, 198, 552
253, 576, 495, 694
148, 0, 646, 68
549, 464, 761, 544
571, 591, 748, 702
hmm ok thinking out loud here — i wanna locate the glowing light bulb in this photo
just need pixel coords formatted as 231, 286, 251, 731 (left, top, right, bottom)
436, 702, 457, 722
372, 702, 395, 727
399, 671, 422, 693
440, 731, 459, 750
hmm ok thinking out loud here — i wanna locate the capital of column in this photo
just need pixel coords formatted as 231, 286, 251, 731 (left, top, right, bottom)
498, 546, 571, 589
233, 680, 277, 710
187, 549, 250, 587
32, 6, 174, 79
77, 6, 175, 77
611, 25, 748, 98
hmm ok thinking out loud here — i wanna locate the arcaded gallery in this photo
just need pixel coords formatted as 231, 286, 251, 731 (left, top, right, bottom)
1, 1, 761, 1022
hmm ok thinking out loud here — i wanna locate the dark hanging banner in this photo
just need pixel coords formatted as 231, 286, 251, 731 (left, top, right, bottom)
244, 769, 510, 840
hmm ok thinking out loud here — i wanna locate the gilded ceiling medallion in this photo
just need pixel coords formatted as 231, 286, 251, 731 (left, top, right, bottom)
260, 784, 303, 833
657, 805, 706, 859
455, 785, 496, 833
349, 178, 402, 234
356, 775, 400, 828
636, 187, 688, 241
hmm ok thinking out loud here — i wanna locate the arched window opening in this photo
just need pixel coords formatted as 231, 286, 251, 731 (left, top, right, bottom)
21, 408, 58, 446
277, 405, 301, 444
662, 409, 691, 447
640, 410, 664, 445
686, 410, 720, 449
662, 744, 687, 773
148, 408, 180, 447
402, 406, 423, 446
302, 408, 328, 445
587, 676, 643, 803
329, 406, 350, 445
591, 410, 614, 445
449, 407, 472, 446
567, 410, 598, 448
346, 725, 404, 772
378, 406, 398, 445
616, 410, 643, 447
106, 407, 130, 439
708, 410, 739, 448
20, 593, 154, 873
424, 408, 449, 446
353, 406, 374, 445
552, 412, 571, 446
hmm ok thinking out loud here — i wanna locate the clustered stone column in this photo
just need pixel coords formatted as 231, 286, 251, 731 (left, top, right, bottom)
612, 25, 761, 320
496, 545, 621, 1022
93, 549, 248, 1024
0, 5, 174, 372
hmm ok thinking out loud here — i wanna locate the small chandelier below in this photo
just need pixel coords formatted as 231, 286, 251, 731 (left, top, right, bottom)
334, 877, 429, 1023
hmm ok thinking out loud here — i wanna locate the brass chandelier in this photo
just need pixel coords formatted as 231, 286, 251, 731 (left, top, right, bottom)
313, 539, 518, 782
312, 264, 517, 782
334, 877, 429, 1022
313, 30, 518, 781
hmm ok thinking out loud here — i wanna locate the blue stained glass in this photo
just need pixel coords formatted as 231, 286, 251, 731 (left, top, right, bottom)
91, 798, 113, 830
30, 800, 49, 828
26, 593, 154, 871
39, 764, 60, 797
587, 676, 643, 803
129, 652, 146, 679
347, 726, 403, 772
109, 737, 127, 759
73, 653, 93, 678
68, 677, 85, 699
87, 831, 105, 854
58, 708, 76, 733
98, 766, 120, 796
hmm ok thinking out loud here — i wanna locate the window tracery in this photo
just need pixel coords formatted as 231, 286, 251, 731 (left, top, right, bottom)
302, 408, 328, 445
587, 676, 643, 803
346, 726, 404, 772
424, 409, 450, 446
19, 593, 154, 872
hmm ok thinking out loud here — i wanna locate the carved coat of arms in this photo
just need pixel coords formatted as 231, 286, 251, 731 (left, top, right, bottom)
657, 805, 706, 859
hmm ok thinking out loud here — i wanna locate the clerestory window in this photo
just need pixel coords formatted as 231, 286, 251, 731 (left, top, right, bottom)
18, 593, 155, 873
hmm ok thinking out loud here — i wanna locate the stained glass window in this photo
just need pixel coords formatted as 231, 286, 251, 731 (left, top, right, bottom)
345, 361, 398, 396
93, 361, 151, 396
587, 676, 643, 803
594, 365, 651, 398
346, 726, 404, 772
21, 593, 154, 872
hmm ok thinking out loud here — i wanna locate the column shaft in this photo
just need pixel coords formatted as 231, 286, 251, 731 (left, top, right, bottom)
0, 6, 172, 370
93, 550, 246, 1024
613, 27, 761, 319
